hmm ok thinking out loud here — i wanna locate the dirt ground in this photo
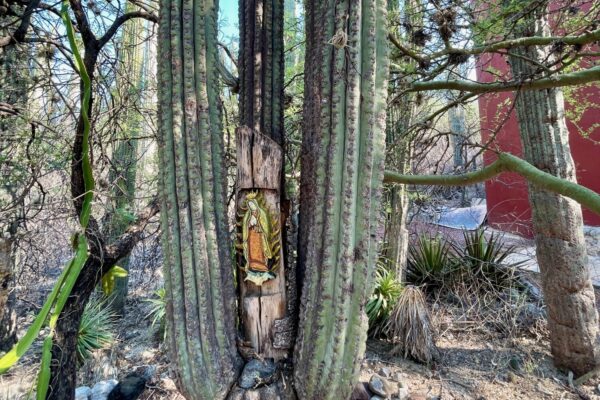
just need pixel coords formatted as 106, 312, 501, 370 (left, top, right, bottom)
1, 221, 599, 400
2, 279, 599, 400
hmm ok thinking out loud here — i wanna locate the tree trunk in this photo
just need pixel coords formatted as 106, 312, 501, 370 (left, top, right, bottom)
157, 0, 242, 398
508, 5, 600, 376
0, 237, 17, 351
294, 0, 389, 398
385, 102, 413, 279
47, 45, 100, 400
449, 105, 466, 170
235, 126, 290, 361
239, 0, 284, 146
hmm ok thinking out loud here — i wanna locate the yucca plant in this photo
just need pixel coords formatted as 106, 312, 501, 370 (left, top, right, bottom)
77, 296, 118, 365
366, 265, 403, 336
406, 234, 455, 288
145, 287, 166, 341
456, 228, 524, 288
382, 285, 437, 364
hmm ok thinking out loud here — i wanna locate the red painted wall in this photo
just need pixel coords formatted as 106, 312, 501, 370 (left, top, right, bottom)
477, 54, 600, 238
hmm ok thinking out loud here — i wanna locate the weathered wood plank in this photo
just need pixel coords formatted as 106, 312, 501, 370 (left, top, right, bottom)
236, 126, 288, 360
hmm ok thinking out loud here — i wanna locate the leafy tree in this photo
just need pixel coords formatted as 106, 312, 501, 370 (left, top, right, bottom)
385, 0, 600, 375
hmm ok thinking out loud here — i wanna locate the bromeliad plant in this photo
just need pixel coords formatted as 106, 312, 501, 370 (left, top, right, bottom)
366, 264, 403, 336
145, 287, 166, 341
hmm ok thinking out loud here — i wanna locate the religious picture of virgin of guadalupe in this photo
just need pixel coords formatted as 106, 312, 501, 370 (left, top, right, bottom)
237, 191, 281, 286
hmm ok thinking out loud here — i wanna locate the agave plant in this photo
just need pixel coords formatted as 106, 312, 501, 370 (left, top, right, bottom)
456, 228, 524, 288
366, 265, 403, 335
77, 296, 118, 365
406, 234, 455, 288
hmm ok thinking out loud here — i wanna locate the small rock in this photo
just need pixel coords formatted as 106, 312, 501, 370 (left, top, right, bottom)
238, 359, 277, 389
398, 387, 410, 400
254, 384, 280, 400
136, 365, 157, 382
351, 383, 370, 400
160, 377, 177, 391
108, 373, 148, 400
75, 386, 91, 400
369, 375, 388, 397
409, 393, 426, 400
228, 387, 245, 400
243, 390, 261, 400
370, 397, 384, 400
397, 377, 408, 390
379, 367, 391, 378
506, 371, 517, 383
428, 396, 441, 400
394, 373, 406, 384
91, 380, 118, 400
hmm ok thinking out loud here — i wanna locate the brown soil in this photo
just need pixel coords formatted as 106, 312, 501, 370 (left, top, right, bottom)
1, 233, 599, 400
3, 287, 599, 400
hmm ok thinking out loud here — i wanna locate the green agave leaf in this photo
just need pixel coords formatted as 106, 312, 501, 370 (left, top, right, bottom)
0, 236, 88, 374
36, 336, 53, 400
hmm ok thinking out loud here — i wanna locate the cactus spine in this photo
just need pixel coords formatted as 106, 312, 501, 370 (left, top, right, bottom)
157, 0, 241, 397
294, 0, 389, 398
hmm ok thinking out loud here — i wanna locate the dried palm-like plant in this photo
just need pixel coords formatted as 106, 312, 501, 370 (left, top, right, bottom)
382, 285, 437, 364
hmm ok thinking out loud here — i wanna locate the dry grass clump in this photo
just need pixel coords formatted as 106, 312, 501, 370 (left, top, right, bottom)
382, 285, 437, 364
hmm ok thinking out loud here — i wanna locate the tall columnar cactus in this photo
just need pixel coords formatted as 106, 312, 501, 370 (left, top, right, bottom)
157, 0, 241, 397
239, 0, 284, 144
294, 0, 389, 398
104, 2, 148, 314
0, 11, 30, 351
508, 4, 600, 375
383, 0, 421, 279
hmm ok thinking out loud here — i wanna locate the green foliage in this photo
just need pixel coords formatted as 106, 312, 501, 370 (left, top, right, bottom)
406, 229, 523, 295
145, 287, 166, 341
455, 228, 524, 288
77, 296, 118, 365
101, 265, 128, 295
366, 265, 403, 335
406, 234, 455, 287
0, 236, 88, 376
